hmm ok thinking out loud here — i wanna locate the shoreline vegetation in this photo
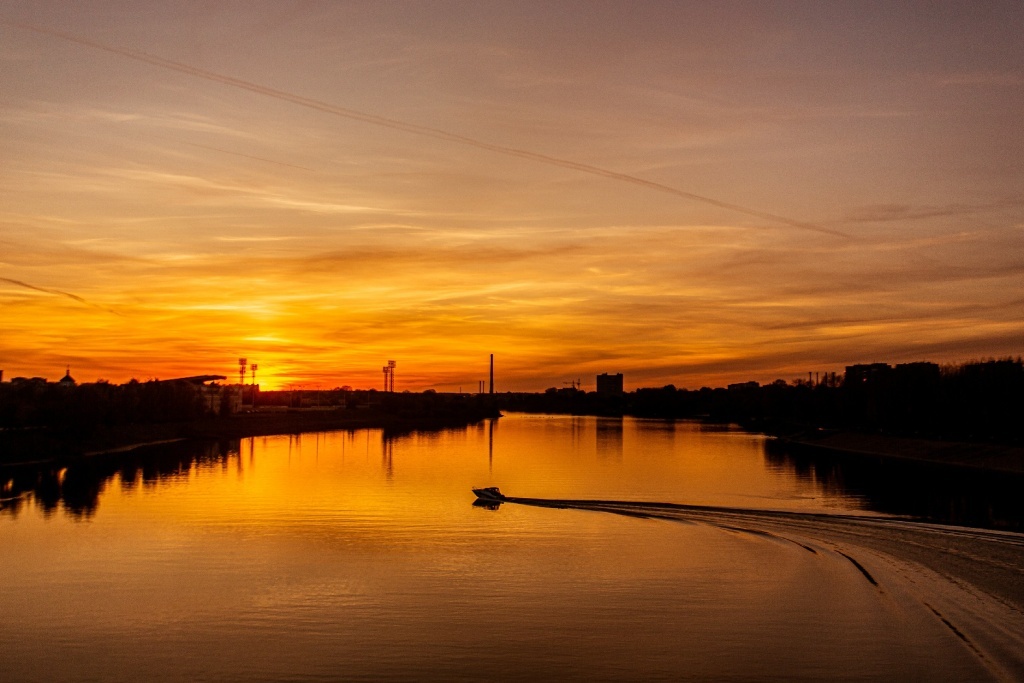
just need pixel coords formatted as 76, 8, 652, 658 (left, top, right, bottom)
0, 392, 501, 466
499, 357, 1024, 476
1, 357, 1021, 474
5, 404, 1022, 475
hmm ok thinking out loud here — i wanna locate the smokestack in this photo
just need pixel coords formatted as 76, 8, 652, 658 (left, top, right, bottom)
489, 354, 494, 394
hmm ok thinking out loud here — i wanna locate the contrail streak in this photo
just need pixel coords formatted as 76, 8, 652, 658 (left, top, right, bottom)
0, 277, 122, 315
6, 20, 848, 238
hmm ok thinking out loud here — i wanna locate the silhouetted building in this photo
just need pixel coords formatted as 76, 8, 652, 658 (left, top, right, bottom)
162, 375, 237, 414
58, 367, 76, 387
845, 363, 892, 385
728, 381, 760, 391
11, 376, 46, 386
596, 372, 624, 394
893, 362, 940, 384
164, 375, 228, 385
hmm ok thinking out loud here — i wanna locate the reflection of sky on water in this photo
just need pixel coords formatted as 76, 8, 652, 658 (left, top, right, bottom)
2, 414, 1019, 530
1, 414, 1019, 681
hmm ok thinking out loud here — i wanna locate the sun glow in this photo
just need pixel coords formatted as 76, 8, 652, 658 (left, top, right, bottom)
2, 5, 1022, 390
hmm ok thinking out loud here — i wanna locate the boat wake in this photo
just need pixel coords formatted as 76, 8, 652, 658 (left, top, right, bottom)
479, 491, 1024, 681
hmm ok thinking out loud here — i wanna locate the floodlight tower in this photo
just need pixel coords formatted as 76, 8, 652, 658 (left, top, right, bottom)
238, 358, 247, 385
382, 365, 390, 391
388, 360, 396, 392
250, 363, 258, 386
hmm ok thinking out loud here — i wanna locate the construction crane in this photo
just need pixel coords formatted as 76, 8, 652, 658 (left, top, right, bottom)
563, 378, 582, 390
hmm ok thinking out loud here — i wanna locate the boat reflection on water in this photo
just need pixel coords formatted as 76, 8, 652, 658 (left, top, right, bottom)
764, 438, 1024, 531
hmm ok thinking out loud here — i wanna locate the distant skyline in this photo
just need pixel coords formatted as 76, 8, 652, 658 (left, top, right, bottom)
2, 1, 1022, 391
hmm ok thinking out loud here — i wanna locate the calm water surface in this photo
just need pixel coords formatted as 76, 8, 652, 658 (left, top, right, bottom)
1, 414, 1019, 681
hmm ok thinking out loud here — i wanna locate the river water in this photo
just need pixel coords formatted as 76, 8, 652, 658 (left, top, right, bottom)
2, 414, 1023, 681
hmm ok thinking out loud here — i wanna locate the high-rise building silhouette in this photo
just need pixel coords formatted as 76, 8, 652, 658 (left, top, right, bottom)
596, 372, 623, 394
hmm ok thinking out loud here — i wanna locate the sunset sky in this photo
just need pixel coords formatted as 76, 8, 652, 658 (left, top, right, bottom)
2, 1, 1022, 391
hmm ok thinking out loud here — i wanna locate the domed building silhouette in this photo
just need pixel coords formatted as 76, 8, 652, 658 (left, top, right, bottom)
58, 366, 76, 387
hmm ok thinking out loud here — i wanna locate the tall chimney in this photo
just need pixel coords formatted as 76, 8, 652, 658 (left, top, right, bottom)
489, 354, 494, 394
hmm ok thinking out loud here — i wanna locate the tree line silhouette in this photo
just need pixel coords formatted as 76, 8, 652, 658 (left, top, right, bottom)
0, 379, 501, 462
1, 358, 1019, 447
500, 358, 1024, 445
0, 382, 500, 431
0, 378, 208, 429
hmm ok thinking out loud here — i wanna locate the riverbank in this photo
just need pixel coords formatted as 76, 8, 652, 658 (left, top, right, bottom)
501, 404, 1024, 476
0, 406, 500, 466
777, 429, 1024, 475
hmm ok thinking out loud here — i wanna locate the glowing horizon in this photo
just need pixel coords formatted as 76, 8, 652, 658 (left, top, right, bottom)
2, 3, 1022, 391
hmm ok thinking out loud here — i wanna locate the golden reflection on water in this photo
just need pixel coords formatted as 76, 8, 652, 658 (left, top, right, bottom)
8, 415, 994, 681
85, 415, 855, 534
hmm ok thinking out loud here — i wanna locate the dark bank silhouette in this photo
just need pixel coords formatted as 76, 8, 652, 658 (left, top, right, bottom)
0, 376, 211, 429
0, 380, 499, 463
499, 358, 1024, 448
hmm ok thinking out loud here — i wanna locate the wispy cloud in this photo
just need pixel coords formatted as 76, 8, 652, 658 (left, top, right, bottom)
2, 6, 1022, 389
840, 199, 1024, 224
4, 19, 847, 239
